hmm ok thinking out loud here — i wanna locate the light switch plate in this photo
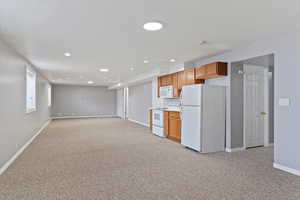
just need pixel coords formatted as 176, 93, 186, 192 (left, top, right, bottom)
279, 98, 290, 106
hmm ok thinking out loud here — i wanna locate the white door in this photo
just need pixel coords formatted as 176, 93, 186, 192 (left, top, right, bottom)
243, 65, 269, 148
181, 106, 201, 151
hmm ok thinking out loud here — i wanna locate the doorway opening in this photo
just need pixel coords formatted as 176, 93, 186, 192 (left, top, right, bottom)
231, 54, 274, 150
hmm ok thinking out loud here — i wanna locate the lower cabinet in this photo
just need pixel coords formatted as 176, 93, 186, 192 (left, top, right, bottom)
164, 111, 181, 142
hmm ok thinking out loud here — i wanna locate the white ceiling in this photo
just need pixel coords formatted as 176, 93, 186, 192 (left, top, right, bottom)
0, 0, 300, 86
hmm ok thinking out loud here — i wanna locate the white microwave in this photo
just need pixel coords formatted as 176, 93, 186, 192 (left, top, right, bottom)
160, 85, 174, 98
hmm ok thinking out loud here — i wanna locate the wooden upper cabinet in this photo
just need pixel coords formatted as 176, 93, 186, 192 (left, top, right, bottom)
172, 73, 179, 97
195, 62, 228, 80
177, 71, 185, 90
160, 74, 172, 86
195, 66, 206, 79
184, 68, 196, 85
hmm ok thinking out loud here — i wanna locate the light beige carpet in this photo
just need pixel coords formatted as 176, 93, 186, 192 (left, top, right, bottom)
0, 118, 299, 200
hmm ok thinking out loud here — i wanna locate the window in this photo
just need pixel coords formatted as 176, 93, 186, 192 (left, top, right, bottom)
48, 85, 52, 107
26, 66, 36, 113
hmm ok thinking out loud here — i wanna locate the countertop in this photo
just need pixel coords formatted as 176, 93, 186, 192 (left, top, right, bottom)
149, 107, 181, 112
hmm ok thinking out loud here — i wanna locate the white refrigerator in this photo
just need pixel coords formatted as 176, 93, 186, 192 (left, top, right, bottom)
181, 84, 226, 153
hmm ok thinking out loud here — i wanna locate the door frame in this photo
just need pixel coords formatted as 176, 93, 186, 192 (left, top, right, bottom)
123, 87, 129, 119
243, 64, 270, 148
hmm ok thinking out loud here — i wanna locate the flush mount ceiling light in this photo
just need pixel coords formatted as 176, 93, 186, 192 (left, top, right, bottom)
117, 83, 121, 86
130, 67, 134, 71
99, 68, 109, 72
64, 52, 71, 57
170, 59, 176, 63
143, 60, 149, 64
143, 22, 163, 31
88, 81, 94, 84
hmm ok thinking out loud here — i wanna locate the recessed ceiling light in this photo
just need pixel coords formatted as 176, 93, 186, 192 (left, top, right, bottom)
64, 52, 71, 57
117, 83, 121, 86
143, 22, 163, 31
130, 67, 134, 71
99, 68, 109, 72
88, 81, 94, 84
170, 59, 176, 63
144, 60, 149, 64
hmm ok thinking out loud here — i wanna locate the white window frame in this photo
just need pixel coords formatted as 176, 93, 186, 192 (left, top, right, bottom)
26, 66, 37, 113
48, 85, 52, 107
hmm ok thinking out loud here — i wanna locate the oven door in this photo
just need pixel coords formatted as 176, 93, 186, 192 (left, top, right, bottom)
152, 110, 164, 127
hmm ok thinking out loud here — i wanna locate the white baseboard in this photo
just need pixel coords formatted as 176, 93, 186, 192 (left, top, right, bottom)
0, 119, 52, 176
128, 118, 150, 127
52, 115, 118, 119
273, 163, 300, 176
225, 147, 246, 152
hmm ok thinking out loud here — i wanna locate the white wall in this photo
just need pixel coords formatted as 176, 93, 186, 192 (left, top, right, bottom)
128, 82, 152, 126
0, 39, 51, 170
51, 85, 116, 118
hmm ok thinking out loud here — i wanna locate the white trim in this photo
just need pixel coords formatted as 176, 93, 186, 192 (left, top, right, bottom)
225, 147, 246, 152
273, 163, 300, 176
128, 118, 150, 127
0, 119, 51, 176
52, 115, 118, 119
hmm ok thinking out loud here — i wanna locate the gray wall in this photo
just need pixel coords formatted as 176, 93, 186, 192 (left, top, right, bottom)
230, 63, 244, 148
51, 85, 116, 117
128, 82, 152, 125
116, 89, 124, 118
192, 33, 300, 171
0, 40, 51, 169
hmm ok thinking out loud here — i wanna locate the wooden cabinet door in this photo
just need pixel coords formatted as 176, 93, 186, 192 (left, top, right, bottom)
172, 73, 179, 97
205, 63, 218, 77
164, 111, 169, 136
195, 66, 206, 79
160, 75, 172, 86
165, 75, 172, 86
168, 114, 181, 142
205, 62, 227, 79
160, 76, 166, 87
177, 71, 185, 90
184, 68, 196, 85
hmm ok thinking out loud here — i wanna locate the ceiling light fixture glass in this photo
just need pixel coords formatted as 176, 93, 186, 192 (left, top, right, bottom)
64, 52, 71, 57
88, 81, 94, 84
170, 59, 176, 63
130, 67, 134, 71
143, 22, 163, 31
143, 60, 149, 64
99, 68, 109, 72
